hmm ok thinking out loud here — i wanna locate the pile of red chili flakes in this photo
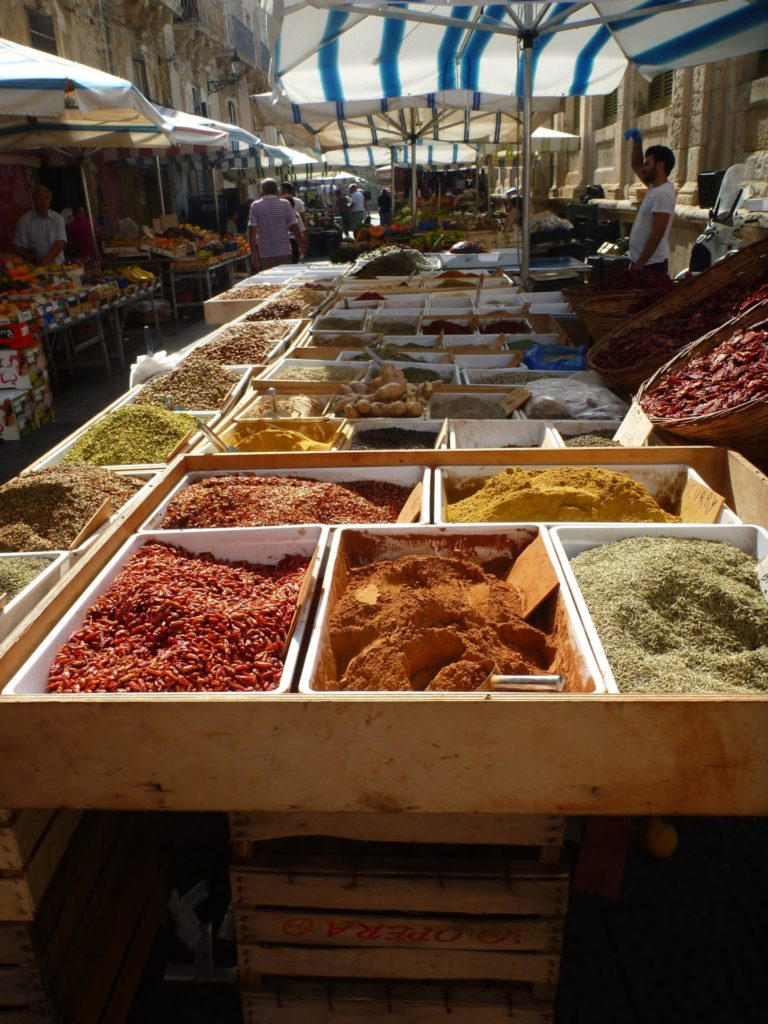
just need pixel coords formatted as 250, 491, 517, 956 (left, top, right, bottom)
46, 542, 308, 693
641, 325, 768, 419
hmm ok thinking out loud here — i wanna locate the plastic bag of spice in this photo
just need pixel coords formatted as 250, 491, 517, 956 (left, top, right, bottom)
524, 378, 628, 420
523, 343, 587, 371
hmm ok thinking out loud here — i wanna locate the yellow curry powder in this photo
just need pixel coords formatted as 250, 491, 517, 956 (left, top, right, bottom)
232, 424, 335, 453
446, 466, 680, 523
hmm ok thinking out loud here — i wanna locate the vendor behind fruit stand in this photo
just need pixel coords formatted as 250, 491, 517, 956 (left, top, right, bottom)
10, 185, 67, 265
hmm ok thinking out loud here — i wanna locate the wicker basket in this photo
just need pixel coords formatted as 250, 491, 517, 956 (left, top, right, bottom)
564, 288, 669, 342
586, 237, 768, 392
636, 301, 768, 460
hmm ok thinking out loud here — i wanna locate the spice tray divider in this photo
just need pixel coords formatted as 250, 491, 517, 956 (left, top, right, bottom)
435, 462, 741, 526
448, 420, 561, 450
137, 465, 432, 532
2, 525, 329, 697
297, 524, 606, 695
546, 420, 624, 448
549, 524, 768, 693
339, 419, 448, 453
0, 448, 767, 813
0, 552, 70, 644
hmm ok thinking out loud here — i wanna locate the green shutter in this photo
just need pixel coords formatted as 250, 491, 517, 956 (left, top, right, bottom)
603, 89, 618, 127
648, 70, 673, 112
757, 50, 768, 78
570, 96, 581, 135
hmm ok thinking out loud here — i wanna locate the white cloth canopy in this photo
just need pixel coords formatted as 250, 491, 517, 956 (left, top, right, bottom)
0, 37, 169, 122
272, 1, 768, 101
322, 140, 481, 167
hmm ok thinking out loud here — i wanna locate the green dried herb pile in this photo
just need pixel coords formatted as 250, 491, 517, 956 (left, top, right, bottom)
62, 405, 195, 466
571, 537, 768, 694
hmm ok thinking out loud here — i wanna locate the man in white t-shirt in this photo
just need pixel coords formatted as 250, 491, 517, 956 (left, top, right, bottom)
625, 130, 676, 276
347, 185, 366, 235
12, 185, 67, 265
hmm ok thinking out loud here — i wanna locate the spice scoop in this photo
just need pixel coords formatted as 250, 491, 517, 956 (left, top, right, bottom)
480, 670, 565, 693
195, 419, 237, 453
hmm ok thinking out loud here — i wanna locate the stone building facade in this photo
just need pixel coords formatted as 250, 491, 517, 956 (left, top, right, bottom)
0, 0, 270, 224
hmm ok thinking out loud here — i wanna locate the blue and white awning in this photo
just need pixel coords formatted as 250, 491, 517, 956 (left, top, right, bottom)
0, 37, 169, 122
271, 1, 768, 102
322, 140, 481, 167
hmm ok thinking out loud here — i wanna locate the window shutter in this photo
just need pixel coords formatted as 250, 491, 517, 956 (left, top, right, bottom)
603, 89, 618, 127
648, 70, 673, 112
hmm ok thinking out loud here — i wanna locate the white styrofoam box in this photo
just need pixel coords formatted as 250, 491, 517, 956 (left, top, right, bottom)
379, 295, 429, 308
25, 409, 219, 473
328, 298, 382, 311
503, 334, 561, 350
298, 524, 607, 695
372, 335, 443, 350
140, 467, 431, 532
549, 523, 768, 694
529, 303, 571, 316
0, 550, 71, 643
517, 291, 565, 305
548, 420, 624, 448
3, 526, 329, 696
454, 354, 525, 370
368, 312, 423, 336
462, 367, 547, 385
346, 419, 446, 452
426, 295, 476, 309
448, 420, 560, 450
336, 350, 382, 362
438, 252, 500, 269
435, 463, 742, 526
362, 351, 452, 364
260, 358, 368, 382
472, 368, 576, 383
364, 360, 460, 385
312, 310, 370, 333
306, 332, 377, 349
420, 317, 475, 336
436, 334, 489, 349
429, 391, 522, 420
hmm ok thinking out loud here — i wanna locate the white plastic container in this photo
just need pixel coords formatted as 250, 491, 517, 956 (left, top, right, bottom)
297, 524, 607, 694
3, 526, 328, 696
436, 463, 742, 526
0, 551, 71, 643
344, 419, 446, 452
379, 295, 429, 309
549, 523, 768, 694
429, 391, 522, 420
312, 310, 370, 333
364, 360, 460, 385
426, 295, 476, 310
438, 334, 491, 350
475, 288, 525, 308
260, 358, 367, 383
454, 354, 524, 370
139, 467, 432, 531
528, 302, 571, 316
448, 420, 560, 450
368, 312, 423, 336
420, 317, 475, 337
548, 420, 624, 447
438, 252, 500, 270
463, 367, 576, 386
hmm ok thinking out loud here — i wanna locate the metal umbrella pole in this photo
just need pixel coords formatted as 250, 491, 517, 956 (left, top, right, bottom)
211, 159, 221, 231
155, 154, 166, 215
521, 30, 533, 286
409, 109, 418, 232
78, 158, 99, 255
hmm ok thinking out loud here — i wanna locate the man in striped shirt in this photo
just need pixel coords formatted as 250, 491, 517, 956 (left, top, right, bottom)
248, 178, 305, 270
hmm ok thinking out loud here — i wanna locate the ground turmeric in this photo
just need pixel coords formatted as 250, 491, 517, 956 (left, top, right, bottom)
446, 467, 679, 523
231, 422, 336, 453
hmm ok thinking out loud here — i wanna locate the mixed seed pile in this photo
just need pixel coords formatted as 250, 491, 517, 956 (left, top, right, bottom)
349, 426, 438, 450
135, 361, 240, 411
216, 284, 283, 302
195, 320, 296, 365
274, 365, 361, 382
563, 430, 620, 448
0, 466, 143, 550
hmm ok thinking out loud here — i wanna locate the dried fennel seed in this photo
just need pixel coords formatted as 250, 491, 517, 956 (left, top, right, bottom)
570, 537, 768, 694
62, 405, 195, 466
0, 556, 51, 600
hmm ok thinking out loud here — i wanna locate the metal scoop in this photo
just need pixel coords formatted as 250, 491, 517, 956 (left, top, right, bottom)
479, 665, 564, 693
195, 418, 237, 453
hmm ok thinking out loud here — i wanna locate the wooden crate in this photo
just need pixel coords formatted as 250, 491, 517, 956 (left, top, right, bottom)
242, 979, 554, 1024
0, 812, 165, 1024
231, 839, 567, 992
0, 811, 82, 922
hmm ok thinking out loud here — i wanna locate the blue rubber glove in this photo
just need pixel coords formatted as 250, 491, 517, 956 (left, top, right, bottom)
624, 127, 643, 144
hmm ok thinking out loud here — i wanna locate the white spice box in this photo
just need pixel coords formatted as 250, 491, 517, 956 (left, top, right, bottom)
448, 420, 561, 450
3, 525, 329, 696
548, 523, 768, 694
297, 524, 607, 695
0, 551, 71, 643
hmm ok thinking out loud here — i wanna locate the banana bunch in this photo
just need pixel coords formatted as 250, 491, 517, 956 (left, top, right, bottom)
124, 266, 156, 284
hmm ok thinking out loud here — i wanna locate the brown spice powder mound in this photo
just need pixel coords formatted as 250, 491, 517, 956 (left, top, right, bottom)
328, 554, 555, 692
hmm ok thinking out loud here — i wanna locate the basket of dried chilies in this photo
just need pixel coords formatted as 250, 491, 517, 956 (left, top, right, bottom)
585, 236, 768, 392
637, 300, 768, 460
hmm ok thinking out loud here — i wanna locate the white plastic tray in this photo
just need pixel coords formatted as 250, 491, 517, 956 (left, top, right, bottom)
260, 358, 368, 383
548, 420, 624, 447
448, 420, 560, 450
454, 354, 524, 370
3, 526, 328, 696
345, 419, 446, 453
312, 311, 370, 333
436, 463, 742, 526
429, 391, 522, 420
364, 360, 460, 385
0, 551, 71, 643
139, 466, 431, 531
549, 524, 768, 694
298, 524, 607, 695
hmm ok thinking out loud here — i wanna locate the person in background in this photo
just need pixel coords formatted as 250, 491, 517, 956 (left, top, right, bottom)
11, 185, 67, 264
377, 188, 392, 227
225, 206, 239, 235
625, 129, 676, 276
334, 188, 351, 237
347, 184, 366, 236
248, 177, 305, 271
281, 181, 308, 262
66, 206, 99, 262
